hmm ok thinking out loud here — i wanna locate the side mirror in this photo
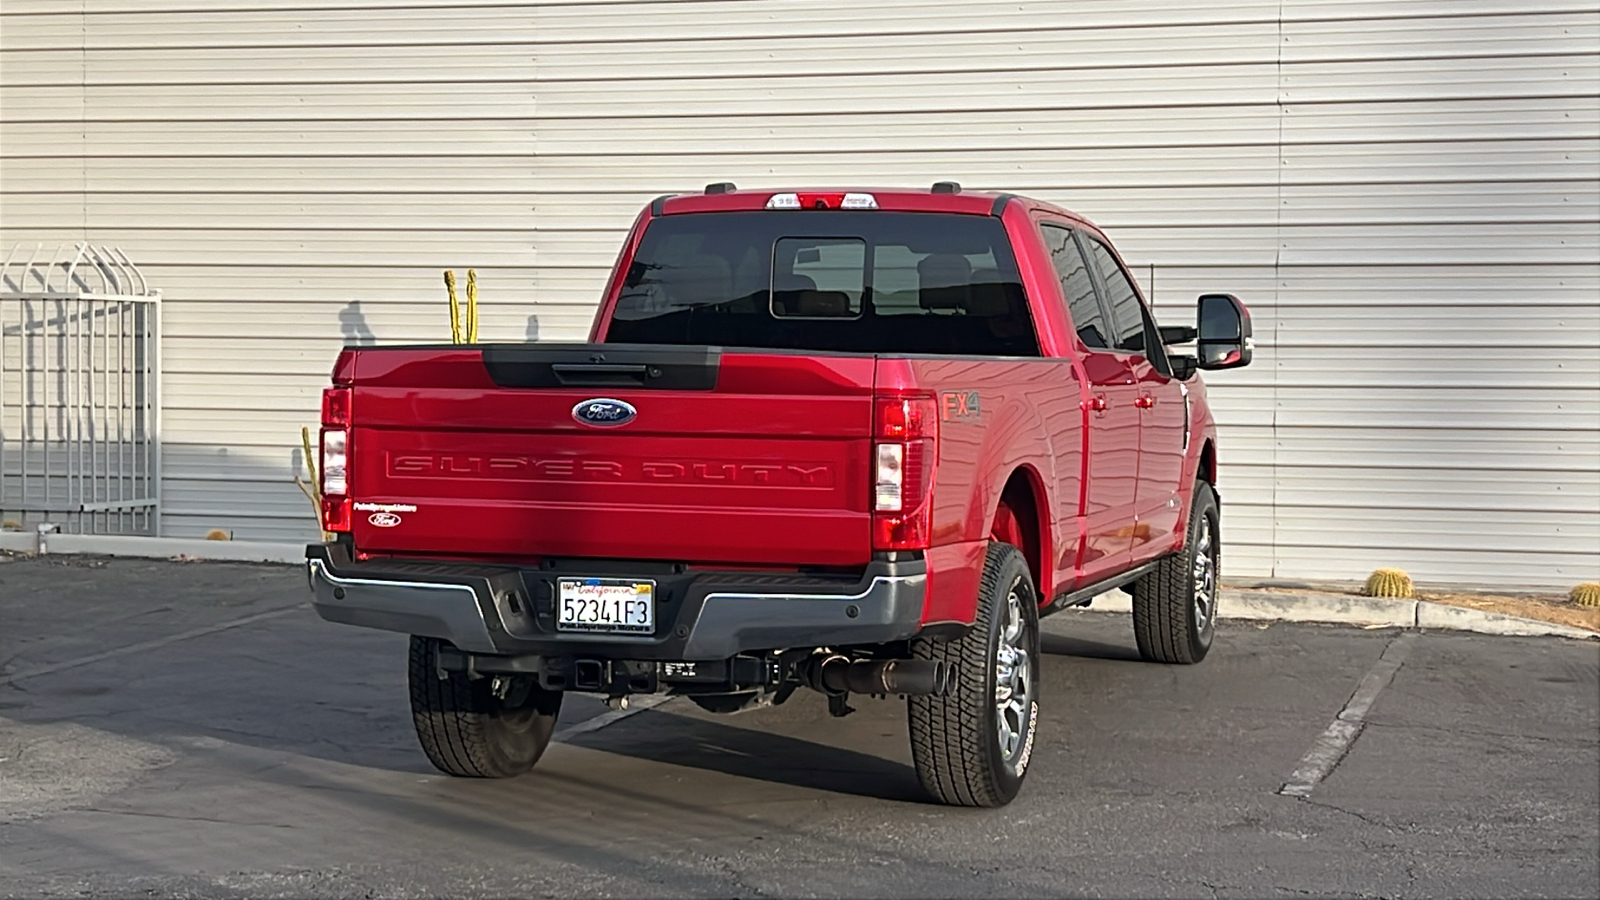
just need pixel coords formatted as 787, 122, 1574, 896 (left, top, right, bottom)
1196, 293, 1253, 370
1169, 354, 1198, 380
1159, 324, 1197, 345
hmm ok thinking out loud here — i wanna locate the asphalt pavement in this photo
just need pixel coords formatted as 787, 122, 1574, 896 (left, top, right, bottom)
1, 555, 1596, 898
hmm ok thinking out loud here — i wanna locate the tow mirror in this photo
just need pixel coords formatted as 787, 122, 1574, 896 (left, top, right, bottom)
1196, 293, 1253, 370
1158, 325, 1198, 380
1159, 324, 1197, 345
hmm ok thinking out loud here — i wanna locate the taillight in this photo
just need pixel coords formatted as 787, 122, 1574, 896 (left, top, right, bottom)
321, 428, 348, 495
877, 395, 935, 440
321, 493, 352, 533
875, 444, 905, 511
322, 385, 351, 428
873, 395, 937, 551
320, 387, 353, 533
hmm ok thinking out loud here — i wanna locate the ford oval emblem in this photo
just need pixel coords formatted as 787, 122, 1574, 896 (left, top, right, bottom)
572, 397, 637, 427
368, 512, 402, 528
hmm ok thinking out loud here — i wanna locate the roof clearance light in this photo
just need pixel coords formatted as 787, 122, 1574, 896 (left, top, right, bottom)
765, 192, 879, 210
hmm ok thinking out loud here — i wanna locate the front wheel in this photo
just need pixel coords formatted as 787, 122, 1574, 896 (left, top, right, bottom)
408, 636, 563, 778
908, 542, 1041, 807
1131, 480, 1220, 664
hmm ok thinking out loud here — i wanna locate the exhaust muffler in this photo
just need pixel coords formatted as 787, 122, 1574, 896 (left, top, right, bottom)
802, 654, 955, 697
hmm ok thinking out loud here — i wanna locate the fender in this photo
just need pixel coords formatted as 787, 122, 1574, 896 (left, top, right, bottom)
1172, 378, 1221, 553
921, 368, 1068, 627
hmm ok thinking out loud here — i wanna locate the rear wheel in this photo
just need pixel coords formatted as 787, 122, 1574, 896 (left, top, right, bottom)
908, 542, 1041, 807
408, 636, 563, 778
1131, 481, 1220, 664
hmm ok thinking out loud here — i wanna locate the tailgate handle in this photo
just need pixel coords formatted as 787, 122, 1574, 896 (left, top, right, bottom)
551, 363, 650, 387
480, 344, 720, 390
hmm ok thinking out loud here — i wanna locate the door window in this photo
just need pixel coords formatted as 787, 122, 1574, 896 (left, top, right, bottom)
1084, 235, 1172, 376
1040, 224, 1109, 349
1083, 237, 1147, 353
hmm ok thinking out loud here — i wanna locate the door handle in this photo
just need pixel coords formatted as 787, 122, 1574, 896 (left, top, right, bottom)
1135, 395, 1155, 409
1083, 395, 1108, 413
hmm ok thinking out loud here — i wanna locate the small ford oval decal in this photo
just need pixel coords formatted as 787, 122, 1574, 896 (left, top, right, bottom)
368, 512, 402, 528
572, 398, 637, 427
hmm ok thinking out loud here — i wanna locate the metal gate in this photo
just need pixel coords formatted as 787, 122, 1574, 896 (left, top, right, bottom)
0, 244, 160, 535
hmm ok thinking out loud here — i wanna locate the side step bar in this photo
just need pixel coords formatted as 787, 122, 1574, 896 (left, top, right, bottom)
1040, 559, 1163, 617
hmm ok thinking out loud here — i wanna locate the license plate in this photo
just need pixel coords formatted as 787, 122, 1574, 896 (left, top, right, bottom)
556, 578, 655, 634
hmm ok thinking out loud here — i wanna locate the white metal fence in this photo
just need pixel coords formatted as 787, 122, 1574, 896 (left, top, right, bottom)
0, 244, 160, 535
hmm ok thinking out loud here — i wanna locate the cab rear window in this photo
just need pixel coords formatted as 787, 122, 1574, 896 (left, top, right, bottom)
604, 211, 1039, 356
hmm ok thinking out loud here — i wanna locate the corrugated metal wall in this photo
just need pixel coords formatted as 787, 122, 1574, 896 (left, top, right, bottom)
2, 0, 1596, 587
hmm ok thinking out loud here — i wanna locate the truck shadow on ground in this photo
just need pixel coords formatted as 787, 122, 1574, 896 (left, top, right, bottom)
1039, 630, 1145, 662
565, 706, 931, 803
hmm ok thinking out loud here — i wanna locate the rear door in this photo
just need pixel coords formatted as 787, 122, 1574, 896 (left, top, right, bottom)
1039, 221, 1139, 582
346, 346, 875, 566
1081, 235, 1188, 561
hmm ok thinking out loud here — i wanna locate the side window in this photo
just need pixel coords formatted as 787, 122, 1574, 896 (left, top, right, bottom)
1084, 237, 1147, 353
1040, 223, 1109, 349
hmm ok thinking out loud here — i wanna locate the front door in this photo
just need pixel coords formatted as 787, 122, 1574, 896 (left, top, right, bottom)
1082, 234, 1188, 561
1131, 352, 1187, 559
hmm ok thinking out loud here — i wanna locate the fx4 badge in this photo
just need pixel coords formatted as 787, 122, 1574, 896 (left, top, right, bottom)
941, 391, 982, 421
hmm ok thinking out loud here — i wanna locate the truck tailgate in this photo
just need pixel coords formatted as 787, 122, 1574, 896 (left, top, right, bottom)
344, 346, 875, 566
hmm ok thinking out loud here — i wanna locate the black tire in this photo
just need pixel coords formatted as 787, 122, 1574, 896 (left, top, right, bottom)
407, 635, 563, 778
1131, 480, 1220, 665
908, 542, 1041, 807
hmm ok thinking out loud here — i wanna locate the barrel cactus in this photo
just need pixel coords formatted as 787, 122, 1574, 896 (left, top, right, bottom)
1570, 582, 1600, 608
1364, 568, 1414, 599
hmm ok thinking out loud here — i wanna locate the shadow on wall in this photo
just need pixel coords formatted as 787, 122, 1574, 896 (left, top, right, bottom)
339, 300, 377, 346
172, 305, 556, 540
337, 300, 543, 346
166, 443, 329, 542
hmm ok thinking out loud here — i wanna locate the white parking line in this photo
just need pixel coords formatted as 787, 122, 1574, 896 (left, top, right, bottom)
1280, 631, 1417, 798
553, 693, 674, 742
0, 606, 305, 689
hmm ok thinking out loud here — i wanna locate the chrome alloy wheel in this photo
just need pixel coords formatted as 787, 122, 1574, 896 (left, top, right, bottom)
993, 581, 1034, 763
1192, 514, 1218, 636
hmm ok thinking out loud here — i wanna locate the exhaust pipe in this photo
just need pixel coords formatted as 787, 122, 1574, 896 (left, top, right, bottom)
803, 654, 953, 697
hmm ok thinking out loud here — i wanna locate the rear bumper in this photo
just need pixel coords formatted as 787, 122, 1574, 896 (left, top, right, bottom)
305, 543, 926, 660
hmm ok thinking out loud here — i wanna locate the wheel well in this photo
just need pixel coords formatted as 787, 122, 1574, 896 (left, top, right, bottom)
1199, 440, 1216, 486
989, 468, 1047, 596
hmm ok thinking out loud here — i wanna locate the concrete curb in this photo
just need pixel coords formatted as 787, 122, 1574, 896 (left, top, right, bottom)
2, 533, 305, 565
1412, 601, 1598, 639
0, 532, 35, 554
1084, 588, 1597, 640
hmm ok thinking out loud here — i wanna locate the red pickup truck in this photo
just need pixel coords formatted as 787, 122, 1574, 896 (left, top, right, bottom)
307, 183, 1252, 807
